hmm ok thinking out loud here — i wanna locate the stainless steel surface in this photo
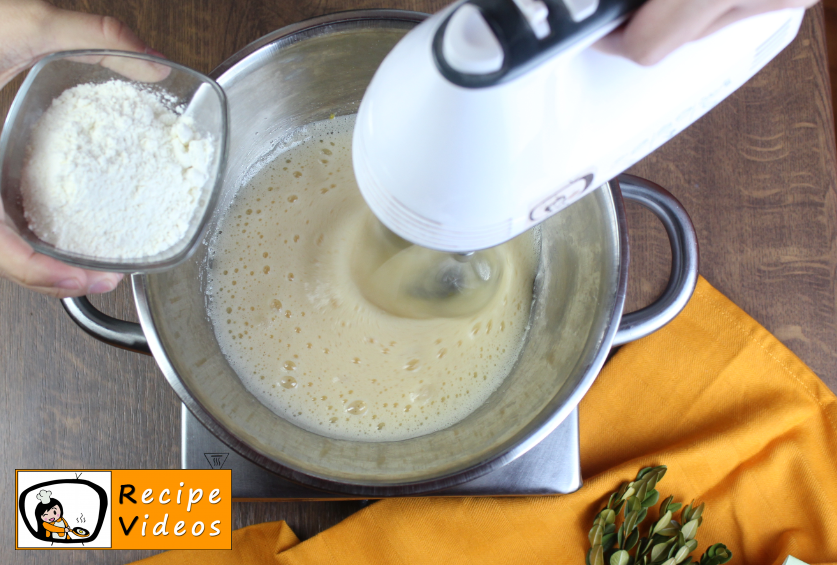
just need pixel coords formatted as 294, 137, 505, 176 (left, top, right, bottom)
142, 12, 626, 496
0, 50, 229, 272
58, 11, 697, 497
612, 175, 699, 346
182, 404, 582, 498
61, 296, 150, 355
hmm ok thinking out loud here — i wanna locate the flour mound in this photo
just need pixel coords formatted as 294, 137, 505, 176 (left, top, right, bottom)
21, 79, 214, 260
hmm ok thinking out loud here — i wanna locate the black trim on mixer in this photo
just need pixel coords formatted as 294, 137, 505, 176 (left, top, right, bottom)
432, 0, 646, 88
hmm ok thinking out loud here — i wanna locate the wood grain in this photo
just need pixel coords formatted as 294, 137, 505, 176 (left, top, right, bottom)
1, 2, 835, 564
627, 4, 837, 384
823, 0, 837, 129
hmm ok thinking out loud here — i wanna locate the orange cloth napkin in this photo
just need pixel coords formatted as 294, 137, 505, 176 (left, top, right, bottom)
137, 277, 837, 565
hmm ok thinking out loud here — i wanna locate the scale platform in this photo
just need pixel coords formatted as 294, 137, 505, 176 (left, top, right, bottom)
182, 404, 582, 499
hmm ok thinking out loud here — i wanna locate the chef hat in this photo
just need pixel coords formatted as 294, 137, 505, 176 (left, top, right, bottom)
35, 490, 52, 505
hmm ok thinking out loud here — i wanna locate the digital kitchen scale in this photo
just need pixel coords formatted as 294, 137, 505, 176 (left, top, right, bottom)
182, 404, 582, 498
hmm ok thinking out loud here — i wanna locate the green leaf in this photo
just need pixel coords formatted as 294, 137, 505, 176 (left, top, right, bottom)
637, 507, 648, 525
622, 487, 637, 501
674, 545, 691, 564
636, 467, 655, 480
635, 481, 649, 504
701, 544, 732, 565
605, 523, 617, 535
667, 502, 683, 513
587, 547, 593, 565
681, 500, 695, 523
667, 543, 679, 560
637, 537, 652, 557
601, 509, 617, 525
651, 542, 672, 562
645, 472, 660, 492
655, 467, 667, 483
625, 528, 640, 551
591, 545, 605, 565
611, 550, 631, 565
651, 511, 672, 536
656, 522, 679, 537
681, 519, 699, 541
617, 523, 624, 549
642, 490, 660, 508
660, 559, 676, 565
643, 490, 661, 508
691, 502, 705, 523
659, 495, 673, 515
624, 511, 639, 536
602, 532, 618, 552
589, 524, 604, 547
617, 483, 629, 499
684, 540, 698, 553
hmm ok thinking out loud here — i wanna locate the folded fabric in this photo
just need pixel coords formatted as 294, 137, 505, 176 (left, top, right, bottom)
136, 277, 837, 565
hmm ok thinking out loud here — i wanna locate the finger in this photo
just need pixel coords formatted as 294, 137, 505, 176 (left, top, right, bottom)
598, 0, 813, 65
3, 267, 123, 299
597, 0, 734, 65
0, 1, 53, 88
697, 0, 817, 40
62, 51, 172, 83
42, 7, 148, 54
0, 223, 123, 298
41, 6, 170, 82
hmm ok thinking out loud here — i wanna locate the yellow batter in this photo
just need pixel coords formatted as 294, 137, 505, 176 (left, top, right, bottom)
207, 115, 537, 441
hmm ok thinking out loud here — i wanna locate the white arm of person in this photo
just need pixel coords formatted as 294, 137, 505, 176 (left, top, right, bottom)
0, 0, 165, 298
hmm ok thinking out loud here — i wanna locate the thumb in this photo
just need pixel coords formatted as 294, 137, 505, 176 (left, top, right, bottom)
41, 6, 160, 57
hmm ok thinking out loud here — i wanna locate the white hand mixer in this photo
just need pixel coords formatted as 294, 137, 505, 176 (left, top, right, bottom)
352, 0, 804, 252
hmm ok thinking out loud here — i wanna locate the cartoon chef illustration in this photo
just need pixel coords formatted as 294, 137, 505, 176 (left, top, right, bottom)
34, 489, 71, 540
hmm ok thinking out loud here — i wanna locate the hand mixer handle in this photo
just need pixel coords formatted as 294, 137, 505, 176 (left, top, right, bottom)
433, 0, 647, 88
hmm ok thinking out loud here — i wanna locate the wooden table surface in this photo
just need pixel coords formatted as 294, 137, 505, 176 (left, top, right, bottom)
2, 1, 835, 563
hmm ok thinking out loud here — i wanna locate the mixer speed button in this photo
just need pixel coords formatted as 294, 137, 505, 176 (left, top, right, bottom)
442, 4, 505, 74
529, 173, 594, 222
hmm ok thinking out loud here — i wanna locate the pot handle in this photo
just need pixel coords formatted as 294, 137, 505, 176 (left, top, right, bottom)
61, 292, 151, 355
612, 174, 699, 346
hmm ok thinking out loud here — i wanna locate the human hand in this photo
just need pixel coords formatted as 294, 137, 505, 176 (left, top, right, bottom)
0, 0, 163, 297
596, 0, 816, 66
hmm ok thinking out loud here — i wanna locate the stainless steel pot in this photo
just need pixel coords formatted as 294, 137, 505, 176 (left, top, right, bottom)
61, 11, 698, 497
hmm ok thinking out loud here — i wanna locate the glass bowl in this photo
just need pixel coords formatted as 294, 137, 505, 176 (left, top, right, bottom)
0, 50, 228, 272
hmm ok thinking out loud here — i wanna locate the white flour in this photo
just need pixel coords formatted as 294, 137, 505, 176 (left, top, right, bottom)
21, 79, 214, 259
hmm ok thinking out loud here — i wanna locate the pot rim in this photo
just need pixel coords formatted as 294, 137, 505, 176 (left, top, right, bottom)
132, 10, 630, 497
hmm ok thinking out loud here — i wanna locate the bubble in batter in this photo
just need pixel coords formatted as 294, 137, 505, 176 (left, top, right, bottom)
207, 115, 538, 442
